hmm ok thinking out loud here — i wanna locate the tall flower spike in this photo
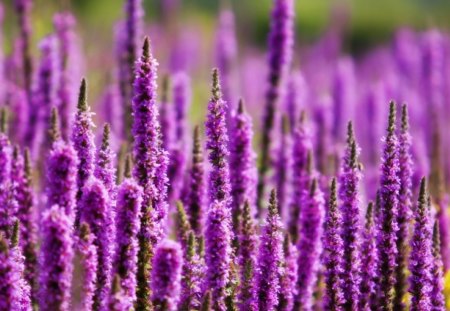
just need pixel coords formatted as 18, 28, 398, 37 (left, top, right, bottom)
409, 178, 432, 311
275, 115, 291, 217
230, 99, 257, 231
184, 126, 206, 236
257, 0, 295, 214
80, 178, 113, 310
72, 79, 96, 213
394, 103, 413, 310
151, 240, 183, 311
75, 222, 98, 311
38, 205, 74, 311
359, 202, 378, 310
431, 221, 445, 310
323, 178, 344, 311
176, 201, 191, 251
288, 115, 313, 243
46, 131, 78, 218
278, 233, 298, 311
121, 0, 144, 139
0, 115, 12, 239
94, 123, 116, 200
295, 179, 325, 310
205, 68, 231, 204
238, 200, 258, 311
113, 174, 143, 303
376, 102, 400, 310
179, 232, 203, 311
14, 148, 37, 303
108, 275, 133, 311
255, 189, 284, 311
205, 199, 232, 311
338, 121, 362, 309
0, 235, 22, 310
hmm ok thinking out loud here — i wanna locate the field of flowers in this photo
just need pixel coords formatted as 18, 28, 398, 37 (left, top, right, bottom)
1, 0, 450, 310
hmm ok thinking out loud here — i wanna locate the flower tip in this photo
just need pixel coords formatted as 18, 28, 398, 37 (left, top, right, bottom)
77, 78, 88, 112
268, 189, 279, 216
346, 121, 354, 144
0, 107, 7, 134
50, 107, 61, 143
124, 154, 133, 179
310, 178, 318, 197
237, 98, 245, 114
143, 36, 151, 58
419, 177, 427, 202
11, 219, 20, 248
211, 68, 221, 101
102, 123, 111, 149
401, 103, 409, 132
387, 101, 396, 134
281, 114, 290, 134
111, 274, 122, 294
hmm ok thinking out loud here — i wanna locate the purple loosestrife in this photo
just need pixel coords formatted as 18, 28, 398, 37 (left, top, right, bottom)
288, 114, 313, 243
80, 178, 114, 310
72, 79, 96, 207
13, 0, 33, 109
205, 199, 232, 311
206, 68, 231, 204
38, 205, 74, 311
46, 117, 78, 218
36, 35, 57, 152
238, 201, 258, 311
376, 102, 401, 311
409, 178, 432, 311
359, 202, 377, 310
12, 148, 37, 303
94, 123, 116, 200
338, 122, 362, 309
151, 240, 183, 311
179, 232, 203, 311
274, 116, 291, 217
230, 100, 257, 229
168, 72, 191, 203
0, 111, 12, 239
255, 189, 284, 311
53, 12, 76, 140
121, 0, 144, 139
184, 126, 206, 236
278, 234, 298, 311
323, 178, 344, 311
114, 169, 143, 302
394, 104, 413, 310
108, 275, 133, 311
215, 9, 237, 117
257, 0, 294, 214
0, 236, 23, 310
431, 221, 445, 310
75, 223, 98, 311
295, 179, 325, 310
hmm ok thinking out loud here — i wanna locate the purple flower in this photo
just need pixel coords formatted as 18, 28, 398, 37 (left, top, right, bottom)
205, 199, 232, 311
94, 124, 117, 200
151, 240, 183, 311
338, 122, 362, 309
230, 100, 257, 228
323, 178, 344, 311
72, 79, 96, 207
179, 232, 203, 310
409, 178, 432, 311
394, 104, 413, 309
278, 234, 298, 311
205, 68, 231, 204
255, 190, 284, 311
295, 180, 325, 310
113, 177, 143, 302
257, 0, 294, 213
80, 178, 114, 310
46, 139, 78, 219
238, 201, 258, 311
38, 205, 74, 311
430, 221, 445, 310
0, 236, 23, 311
359, 202, 378, 310
376, 102, 400, 310
76, 223, 98, 311
184, 126, 206, 236
288, 116, 313, 243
